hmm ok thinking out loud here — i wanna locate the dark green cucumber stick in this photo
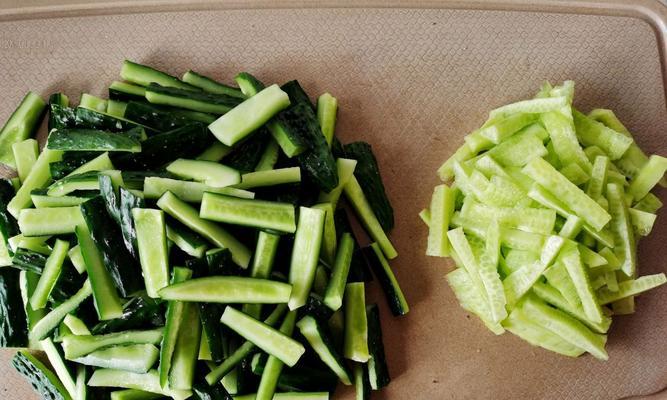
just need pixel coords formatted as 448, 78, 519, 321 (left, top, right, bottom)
120, 60, 198, 91
145, 83, 241, 115
46, 128, 142, 153
109, 81, 147, 102
0, 268, 28, 347
182, 70, 245, 99
0, 92, 46, 168
47, 93, 71, 131
344, 141, 394, 231
73, 107, 155, 136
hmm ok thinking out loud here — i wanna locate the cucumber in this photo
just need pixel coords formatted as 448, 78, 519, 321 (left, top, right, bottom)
12, 350, 72, 400
366, 304, 390, 389
208, 84, 291, 146
91, 294, 164, 335
144, 177, 254, 203
29, 280, 92, 341
169, 303, 201, 390
288, 207, 325, 310
12, 138, 39, 183
362, 243, 409, 316
47, 128, 142, 152
220, 307, 304, 367
110, 389, 163, 400
133, 209, 170, 298
166, 222, 209, 258
200, 193, 296, 233
88, 369, 192, 400
40, 337, 79, 399
121, 60, 197, 91
159, 276, 292, 304
296, 315, 352, 385
166, 158, 241, 188
197, 142, 232, 162
18, 207, 84, 236
7, 149, 64, 218
123, 101, 200, 132
47, 171, 104, 197
596, 274, 666, 305
426, 184, 456, 257
182, 70, 245, 98
73, 107, 152, 136
79, 94, 107, 112
157, 191, 251, 268
0, 92, 46, 168
109, 81, 147, 102
234, 393, 329, 400
235, 167, 301, 189
243, 232, 281, 319
255, 311, 298, 400
29, 239, 70, 309
0, 268, 28, 347
343, 282, 370, 362
317, 93, 338, 147
31, 190, 95, 208
628, 155, 667, 201
607, 183, 636, 277
255, 139, 281, 171
318, 158, 357, 208
145, 83, 241, 114
323, 232, 354, 311
353, 362, 371, 400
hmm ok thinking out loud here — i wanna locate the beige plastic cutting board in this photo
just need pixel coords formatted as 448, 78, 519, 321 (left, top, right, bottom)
0, 1, 666, 399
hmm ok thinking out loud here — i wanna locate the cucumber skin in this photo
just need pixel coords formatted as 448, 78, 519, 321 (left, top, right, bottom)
0, 268, 28, 347
12, 350, 71, 400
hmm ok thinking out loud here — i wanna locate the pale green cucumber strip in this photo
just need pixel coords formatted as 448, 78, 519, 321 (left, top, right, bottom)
200, 192, 296, 233
502, 249, 539, 275
88, 369, 191, 400
288, 207, 325, 310
561, 246, 604, 324
474, 154, 512, 179
318, 158, 357, 207
133, 208, 170, 298
572, 110, 633, 160
255, 139, 281, 171
523, 157, 610, 231
67, 152, 115, 177
502, 307, 585, 357
634, 193, 662, 213
196, 142, 232, 162
234, 167, 301, 189
612, 296, 635, 315
540, 111, 592, 173
111, 389, 163, 400
79, 94, 107, 112
503, 235, 564, 307
221, 306, 305, 367
446, 268, 504, 334
343, 282, 370, 362
586, 155, 609, 199
543, 261, 579, 309
479, 113, 538, 143
74, 344, 159, 374
607, 183, 636, 277
31, 192, 91, 208
166, 224, 208, 259
559, 163, 589, 186
198, 329, 212, 361
461, 200, 556, 235
157, 191, 251, 268
7, 149, 64, 218
74, 365, 86, 400
256, 311, 298, 400
559, 215, 583, 239
426, 184, 456, 257
41, 337, 78, 398
243, 232, 281, 319
63, 328, 163, 360
311, 264, 329, 298
12, 138, 39, 183
166, 158, 241, 188
312, 203, 337, 266
18, 206, 84, 237
209, 84, 291, 146
451, 213, 545, 251
159, 267, 193, 388
63, 314, 90, 335
419, 208, 431, 227
323, 233, 355, 311
490, 96, 568, 119
159, 276, 292, 304
68, 245, 86, 274
628, 155, 667, 201
464, 130, 493, 153
344, 175, 397, 259
296, 315, 352, 385
486, 125, 549, 167
605, 270, 619, 292
30, 239, 70, 309
29, 280, 92, 341
169, 302, 201, 390
520, 295, 608, 360
9, 234, 52, 255
628, 208, 656, 236
145, 177, 254, 203
204, 305, 287, 385
76, 225, 124, 320
596, 273, 666, 305
234, 393, 330, 400
317, 93, 338, 147
532, 282, 611, 334
0, 92, 46, 168
437, 142, 476, 181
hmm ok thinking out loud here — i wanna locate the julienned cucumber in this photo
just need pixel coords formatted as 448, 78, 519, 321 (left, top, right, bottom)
6, 60, 403, 400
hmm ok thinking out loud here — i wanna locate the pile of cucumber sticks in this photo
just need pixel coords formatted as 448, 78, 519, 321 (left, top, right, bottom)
0, 60, 408, 400
424, 81, 666, 360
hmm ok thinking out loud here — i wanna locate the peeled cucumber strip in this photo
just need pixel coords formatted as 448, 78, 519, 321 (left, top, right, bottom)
461, 200, 556, 235
596, 274, 666, 305
73, 344, 160, 373
144, 177, 254, 203
234, 393, 330, 400
544, 261, 580, 309
88, 369, 191, 400
628, 208, 656, 236
489, 96, 568, 119
166, 158, 241, 188
523, 157, 610, 231
7, 149, 64, 218
132, 209, 170, 298
561, 246, 604, 324
12, 138, 39, 183
160, 266, 191, 391
540, 111, 592, 173
451, 213, 545, 251
159, 276, 292, 304
634, 192, 662, 214
586, 155, 609, 199
30, 239, 69, 309
572, 110, 633, 160
62, 328, 163, 360
478, 113, 538, 143
559, 163, 589, 186
446, 268, 503, 334
200, 193, 296, 233
502, 307, 585, 357
559, 215, 583, 239
520, 295, 608, 360
426, 184, 455, 257
628, 155, 667, 201
110, 390, 162, 400
464, 130, 493, 154
343, 282, 370, 362
18, 207, 85, 237
607, 183, 636, 277
63, 314, 90, 335
288, 207, 325, 310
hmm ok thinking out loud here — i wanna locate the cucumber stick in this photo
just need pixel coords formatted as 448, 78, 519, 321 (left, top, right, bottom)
18, 207, 85, 237
296, 315, 352, 385
132, 209, 169, 298
343, 282, 370, 362
235, 167, 301, 189
159, 267, 192, 388
363, 243, 409, 316
7, 149, 64, 218
29, 239, 69, 309
121, 60, 196, 91
200, 193, 296, 233
317, 93, 338, 147
166, 158, 241, 188
88, 369, 192, 400
12, 138, 39, 183
426, 184, 456, 257
157, 191, 251, 268
47, 129, 142, 152
256, 311, 298, 400
29, 280, 92, 341
220, 307, 305, 367
169, 302, 201, 390
159, 276, 292, 304
318, 158, 357, 207
40, 337, 78, 399
288, 207, 326, 310
243, 232, 280, 319
144, 176, 254, 203
323, 233, 355, 311
0, 92, 46, 168
73, 344, 159, 373
208, 84, 291, 146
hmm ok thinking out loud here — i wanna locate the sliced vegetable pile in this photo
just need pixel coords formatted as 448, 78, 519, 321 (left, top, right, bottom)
423, 81, 666, 360
0, 60, 408, 400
